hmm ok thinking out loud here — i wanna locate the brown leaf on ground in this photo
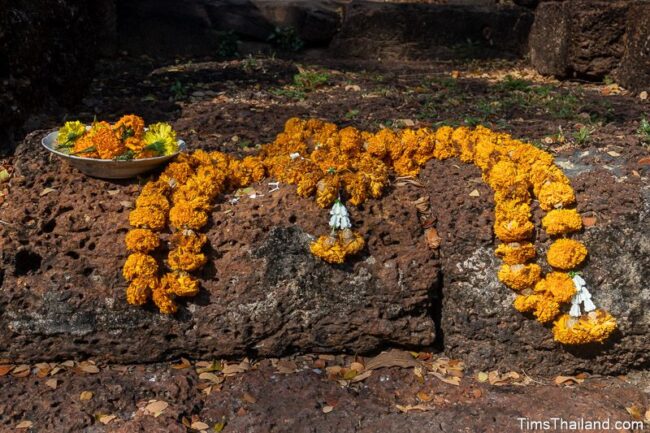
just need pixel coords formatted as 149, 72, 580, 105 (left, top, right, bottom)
191, 421, 210, 430
222, 359, 250, 376
425, 228, 441, 249
626, 404, 644, 420
275, 359, 298, 374
171, 358, 191, 369
77, 361, 100, 374
12, 365, 31, 378
80, 391, 94, 401
554, 375, 584, 386
243, 392, 257, 404
45, 379, 58, 389
97, 414, 117, 425
396, 404, 435, 413
0, 365, 14, 376
199, 372, 224, 385
365, 349, 420, 371
144, 400, 169, 417
431, 372, 460, 386
16, 420, 33, 429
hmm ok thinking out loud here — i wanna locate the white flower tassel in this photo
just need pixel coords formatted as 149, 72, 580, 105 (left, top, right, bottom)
329, 200, 351, 231
569, 274, 597, 318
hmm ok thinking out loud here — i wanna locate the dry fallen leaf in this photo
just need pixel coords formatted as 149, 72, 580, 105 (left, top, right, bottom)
45, 379, 58, 389
554, 375, 584, 386
607, 151, 621, 157
365, 349, 420, 371
172, 358, 191, 370
417, 391, 433, 402
199, 372, 224, 385
80, 391, 94, 401
477, 372, 489, 383
12, 365, 31, 378
40, 187, 56, 196
425, 228, 441, 249
582, 216, 597, 227
16, 420, 33, 429
97, 414, 117, 425
431, 371, 461, 386
222, 360, 250, 376
350, 370, 373, 383
396, 404, 435, 413
78, 361, 100, 374
322, 405, 334, 414
145, 400, 169, 417
626, 405, 644, 420
191, 421, 210, 430
275, 359, 298, 374
469, 189, 480, 197
0, 365, 14, 376
243, 392, 257, 404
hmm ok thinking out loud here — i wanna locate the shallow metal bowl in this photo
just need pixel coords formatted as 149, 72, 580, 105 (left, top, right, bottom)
41, 130, 185, 179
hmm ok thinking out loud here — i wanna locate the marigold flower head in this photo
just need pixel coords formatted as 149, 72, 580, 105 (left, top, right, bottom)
114, 114, 145, 140
494, 214, 535, 243
533, 297, 561, 323
451, 126, 474, 163
89, 121, 126, 159
538, 181, 575, 211
163, 272, 200, 297
542, 208, 583, 236
151, 282, 177, 314
534, 272, 576, 304
338, 228, 365, 255
123, 253, 158, 280
553, 310, 617, 344
547, 238, 587, 270
169, 202, 209, 230
315, 176, 339, 208
310, 234, 346, 264
513, 294, 539, 313
495, 242, 536, 265
434, 125, 456, 160
125, 228, 160, 252
129, 206, 167, 230
168, 247, 207, 272
141, 179, 171, 197
161, 161, 195, 185
170, 231, 207, 253
498, 263, 542, 291
126, 275, 157, 305
135, 193, 170, 212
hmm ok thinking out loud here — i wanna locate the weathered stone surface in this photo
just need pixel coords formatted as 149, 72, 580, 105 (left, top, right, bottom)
0, 131, 436, 363
616, 3, 650, 92
529, 0, 629, 79
437, 148, 650, 375
329, 1, 534, 60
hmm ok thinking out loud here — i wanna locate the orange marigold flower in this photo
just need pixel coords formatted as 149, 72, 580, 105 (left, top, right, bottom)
538, 181, 575, 211
169, 202, 209, 230
91, 121, 126, 159
128, 206, 166, 230
170, 231, 207, 253
163, 272, 200, 297
533, 297, 561, 323
125, 228, 160, 252
135, 193, 170, 212
542, 208, 583, 236
168, 247, 207, 272
310, 234, 346, 264
315, 176, 339, 208
114, 114, 145, 140
553, 310, 617, 344
151, 282, 177, 314
434, 125, 456, 160
497, 263, 542, 291
161, 161, 195, 185
339, 228, 365, 255
122, 253, 158, 280
126, 275, 156, 305
547, 238, 587, 270
534, 272, 575, 304
494, 242, 536, 265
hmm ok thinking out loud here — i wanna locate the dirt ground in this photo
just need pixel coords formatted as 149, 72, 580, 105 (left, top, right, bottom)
1, 51, 649, 432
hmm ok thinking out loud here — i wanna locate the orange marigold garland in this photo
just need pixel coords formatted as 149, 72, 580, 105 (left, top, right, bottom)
122, 117, 616, 344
